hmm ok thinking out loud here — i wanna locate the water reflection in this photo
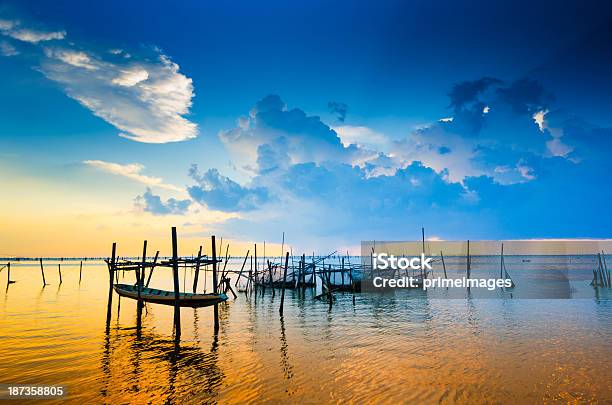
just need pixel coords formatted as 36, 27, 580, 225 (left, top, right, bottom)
0, 261, 610, 403
99, 318, 225, 403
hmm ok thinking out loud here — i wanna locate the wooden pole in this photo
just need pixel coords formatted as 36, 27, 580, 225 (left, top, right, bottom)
138, 240, 147, 308
302, 254, 306, 291
296, 255, 302, 289
58, 263, 62, 284
212, 235, 219, 332
254, 243, 258, 285
467, 240, 471, 279
327, 265, 333, 309
422, 227, 426, 279
40, 258, 47, 286
500, 243, 504, 279
78, 260, 82, 284
106, 243, 116, 329
235, 250, 250, 287
248, 255, 253, 293
603, 251, 611, 287
268, 260, 275, 297
171, 227, 181, 339
144, 251, 159, 288
219, 244, 230, 289
279, 252, 289, 314
192, 246, 203, 293
441, 251, 447, 279
6, 262, 10, 285
597, 253, 606, 287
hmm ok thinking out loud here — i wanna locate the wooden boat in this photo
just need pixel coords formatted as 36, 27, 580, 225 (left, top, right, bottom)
113, 283, 228, 308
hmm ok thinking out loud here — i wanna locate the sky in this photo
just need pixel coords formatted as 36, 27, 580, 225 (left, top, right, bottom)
1, 0, 612, 256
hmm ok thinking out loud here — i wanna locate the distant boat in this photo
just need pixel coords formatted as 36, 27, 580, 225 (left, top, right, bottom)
522, 259, 531, 262
113, 284, 228, 308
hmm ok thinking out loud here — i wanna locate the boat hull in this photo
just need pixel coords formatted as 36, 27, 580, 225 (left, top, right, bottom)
113, 284, 228, 308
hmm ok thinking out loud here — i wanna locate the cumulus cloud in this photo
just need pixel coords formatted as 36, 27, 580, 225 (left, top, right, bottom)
187, 165, 270, 211
184, 80, 612, 246
219, 95, 370, 176
83, 160, 182, 192
334, 125, 391, 151
135, 188, 191, 215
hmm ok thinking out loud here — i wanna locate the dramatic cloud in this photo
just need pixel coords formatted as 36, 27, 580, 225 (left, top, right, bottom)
328, 101, 348, 122
135, 188, 191, 215
496, 78, 554, 115
219, 95, 369, 176
448, 77, 502, 111
186, 83, 612, 247
83, 160, 182, 192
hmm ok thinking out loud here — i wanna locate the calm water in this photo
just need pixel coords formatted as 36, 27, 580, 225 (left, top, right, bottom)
0, 260, 611, 404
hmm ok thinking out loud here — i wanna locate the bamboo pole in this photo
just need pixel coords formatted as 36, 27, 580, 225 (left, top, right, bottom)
144, 251, 159, 288
58, 263, 62, 284
254, 243, 258, 285
301, 254, 306, 291
212, 235, 219, 332
597, 253, 606, 287
500, 243, 504, 279
138, 240, 147, 307
171, 228, 181, 339
466, 240, 471, 279
421, 227, 426, 279
441, 251, 447, 279
268, 259, 275, 293
603, 251, 610, 287
106, 243, 116, 329
192, 246, 203, 293
279, 252, 289, 315
248, 255, 253, 293
40, 258, 47, 286
235, 250, 250, 288
78, 260, 82, 284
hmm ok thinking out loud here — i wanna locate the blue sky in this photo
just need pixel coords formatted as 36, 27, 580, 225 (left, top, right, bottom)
1, 0, 611, 253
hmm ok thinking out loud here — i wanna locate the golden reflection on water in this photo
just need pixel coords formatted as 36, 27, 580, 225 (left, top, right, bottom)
0, 261, 610, 404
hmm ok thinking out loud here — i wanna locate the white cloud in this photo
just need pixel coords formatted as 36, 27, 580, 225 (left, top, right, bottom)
83, 160, 182, 192
0, 19, 17, 31
517, 161, 536, 181
41, 48, 197, 143
8, 28, 65, 43
533, 109, 548, 132
532, 109, 574, 157
112, 66, 149, 86
0, 19, 65, 43
1, 14, 197, 143
0, 40, 18, 56
546, 137, 572, 157
44, 48, 98, 70
333, 125, 391, 151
